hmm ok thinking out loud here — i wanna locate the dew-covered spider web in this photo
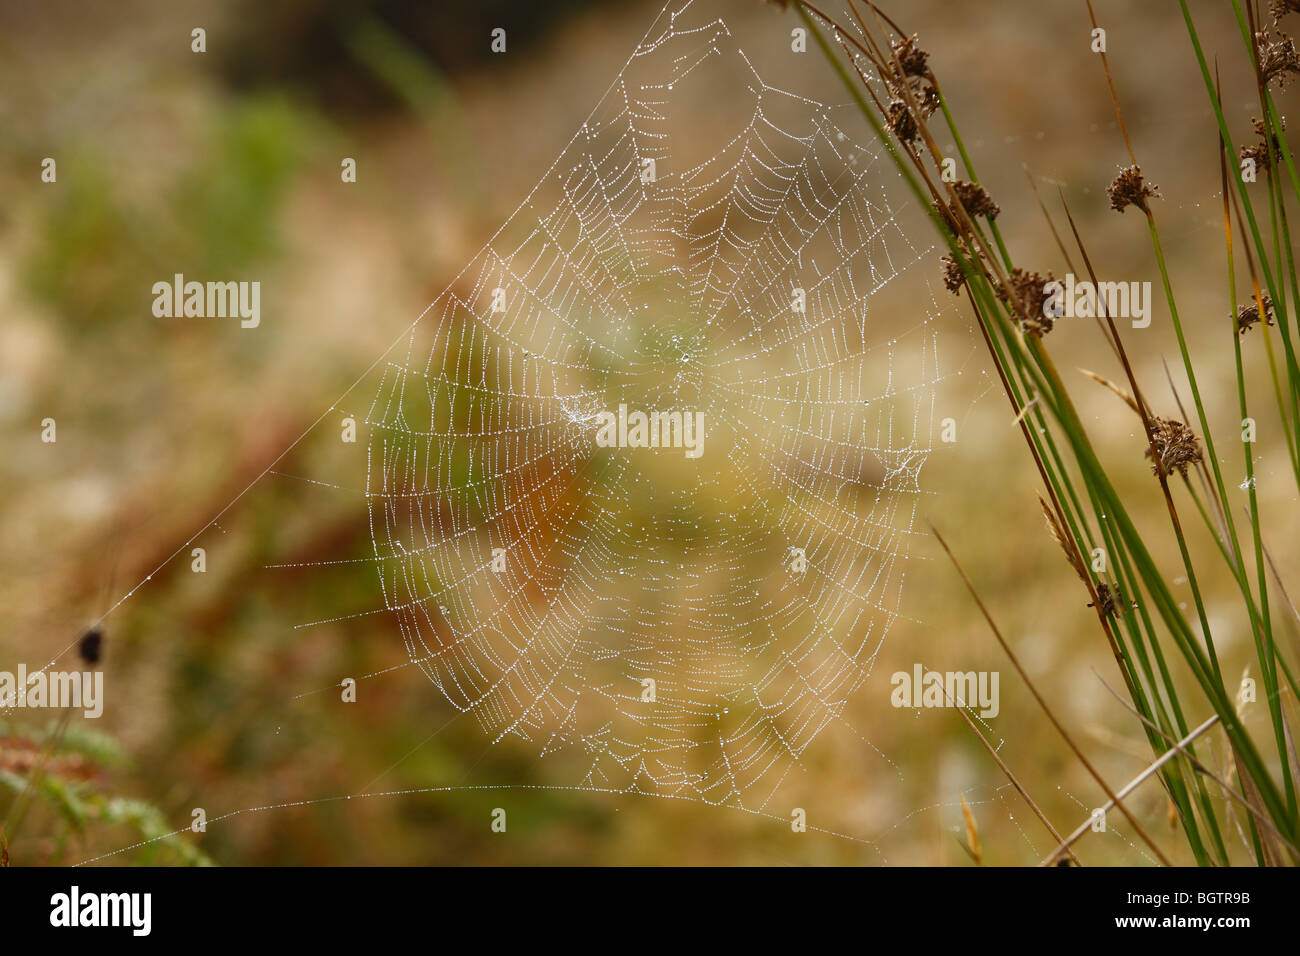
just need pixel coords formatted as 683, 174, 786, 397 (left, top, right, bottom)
48, 0, 998, 866
361, 0, 946, 810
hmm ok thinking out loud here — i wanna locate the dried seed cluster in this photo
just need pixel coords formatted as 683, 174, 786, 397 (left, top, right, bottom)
998, 267, 1058, 336
891, 33, 930, 80
887, 99, 919, 143
1237, 294, 1276, 334
934, 181, 1000, 243
1107, 164, 1160, 214
1256, 30, 1300, 87
952, 180, 1001, 220
883, 34, 940, 146
1274, 0, 1300, 22
1241, 116, 1286, 172
940, 252, 966, 293
1145, 417, 1203, 479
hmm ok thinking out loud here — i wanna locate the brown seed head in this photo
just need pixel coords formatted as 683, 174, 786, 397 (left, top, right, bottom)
1240, 115, 1286, 171
1256, 30, 1300, 87
887, 100, 919, 144
1145, 417, 1203, 479
1237, 294, 1276, 334
1107, 164, 1160, 214
934, 181, 999, 238
952, 180, 1000, 221
891, 34, 930, 81
941, 253, 966, 294
916, 85, 941, 118
1273, 0, 1300, 22
883, 33, 940, 120
998, 267, 1057, 336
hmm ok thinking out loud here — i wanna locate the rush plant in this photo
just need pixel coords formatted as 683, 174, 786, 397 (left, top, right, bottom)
784, 0, 1300, 865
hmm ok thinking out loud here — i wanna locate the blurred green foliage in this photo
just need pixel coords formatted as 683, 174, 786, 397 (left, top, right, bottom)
0, 719, 213, 865
25, 95, 316, 337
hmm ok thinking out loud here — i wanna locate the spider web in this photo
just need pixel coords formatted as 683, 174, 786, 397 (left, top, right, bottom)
361, 0, 946, 811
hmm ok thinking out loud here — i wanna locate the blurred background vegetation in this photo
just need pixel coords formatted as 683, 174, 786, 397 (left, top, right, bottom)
1, 0, 1295, 865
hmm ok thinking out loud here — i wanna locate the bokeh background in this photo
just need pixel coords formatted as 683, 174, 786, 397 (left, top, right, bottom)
2, 0, 1296, 865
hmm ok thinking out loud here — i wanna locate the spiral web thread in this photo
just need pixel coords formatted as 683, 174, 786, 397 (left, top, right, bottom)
363, 0, 947, 812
